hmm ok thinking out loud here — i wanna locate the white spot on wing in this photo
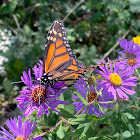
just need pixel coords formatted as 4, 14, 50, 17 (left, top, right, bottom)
47, 36, 50, 40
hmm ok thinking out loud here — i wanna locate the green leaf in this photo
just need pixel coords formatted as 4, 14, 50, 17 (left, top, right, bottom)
70, 116, 86, 125
70, 114, 102, 125
76, 114, 87, 118
128, 0, 140, 13
31, 110, 37, 115
121, 113, 129, 125
88, 116, 103, 122
67, 29, 76, 41
58, 108, 74, 118
126, 136, 140, 140
2, 77, 13, 94
131, 28, 140, 36
56, 123, 65, 139
77, 122, 90, 134
2, 0, 19, 13
58, 94, 65, 109
36, 125, 43, 135
69, 114, 86, 125
0, 86, 3, 90
88, 137, 98, 140
95, 103, 104, 114
122, 131, 133, 138
124, 113, 135, 120
74, 127, 84, 138
48, 133, 53, 140
99, 111, 114, 124
74, 91, 86, 105
23, 25, 31, 36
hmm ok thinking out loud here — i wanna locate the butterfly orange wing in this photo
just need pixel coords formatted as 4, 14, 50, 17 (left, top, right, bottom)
43, 19, 81, 85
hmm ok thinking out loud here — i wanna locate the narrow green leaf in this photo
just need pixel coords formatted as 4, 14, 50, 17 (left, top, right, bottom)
69, 114, 102, 125
90, 116, 103, 121
88, 137, 98, 140
58, 108, 74, 118
76, 114, 86, 118
36, 125, 43, 135
77, 122, 90, 134
70, 117, 86, 125
121, 113, 129, 125
95, 103, 104, 114
132, 28, 140, 36
31, 110, 37, 115
74, 91, 86, 105
48, 133, 53, 140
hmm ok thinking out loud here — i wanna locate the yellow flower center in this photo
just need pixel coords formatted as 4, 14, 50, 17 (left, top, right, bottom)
97, 74, 101, 80
15, 136, 27, 140
32, 86, 46, 103
88, 92, 97, 102
109, 73, 122, 86
128, 58, 137, 66
133, 36, 140, 46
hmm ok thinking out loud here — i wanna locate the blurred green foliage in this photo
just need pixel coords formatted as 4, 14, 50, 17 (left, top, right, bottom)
0, 0, 140, 139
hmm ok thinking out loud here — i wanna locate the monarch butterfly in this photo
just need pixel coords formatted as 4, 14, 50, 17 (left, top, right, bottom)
11, 19, 123, 87
38, 19, 82, 87
38, 19, 124, 88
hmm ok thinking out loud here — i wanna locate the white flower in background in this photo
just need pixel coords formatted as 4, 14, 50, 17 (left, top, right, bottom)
0, 29, 11, 53
0, 66, 6, 75
0, 55, 8, 65
13, 85, 19, 95
0, 43, 9, 53
0, 56, 8, 75
0, 29, 12, 75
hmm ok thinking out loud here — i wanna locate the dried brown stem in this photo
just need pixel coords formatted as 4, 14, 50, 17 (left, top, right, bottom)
49, 119, 63, 132
13, 14, 21, 31
63, 0, 85, 22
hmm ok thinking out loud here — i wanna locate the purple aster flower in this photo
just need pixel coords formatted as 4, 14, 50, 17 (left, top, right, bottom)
118, 39, 140, 73
16, 61, 69, 117
96, 58, 137, 101
0, 115, 43, 140
72, 78, 113, 117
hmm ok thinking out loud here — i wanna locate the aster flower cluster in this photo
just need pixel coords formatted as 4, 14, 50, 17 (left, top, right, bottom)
72, 37, 139, 117
1, 36, 139, 138
118, 37, 140, 73
72, 78, 114, 117
0, 116, 43, 140
16, 61, 69, 117
0, 62, 70, 139
15, 36, 139, 118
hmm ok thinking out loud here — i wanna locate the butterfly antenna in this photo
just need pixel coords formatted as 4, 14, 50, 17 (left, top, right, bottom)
11, 80, 37, 84
11, 81, 24, 84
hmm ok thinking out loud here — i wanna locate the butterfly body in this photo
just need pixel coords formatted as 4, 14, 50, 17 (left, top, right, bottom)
38, 73, 58, 86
